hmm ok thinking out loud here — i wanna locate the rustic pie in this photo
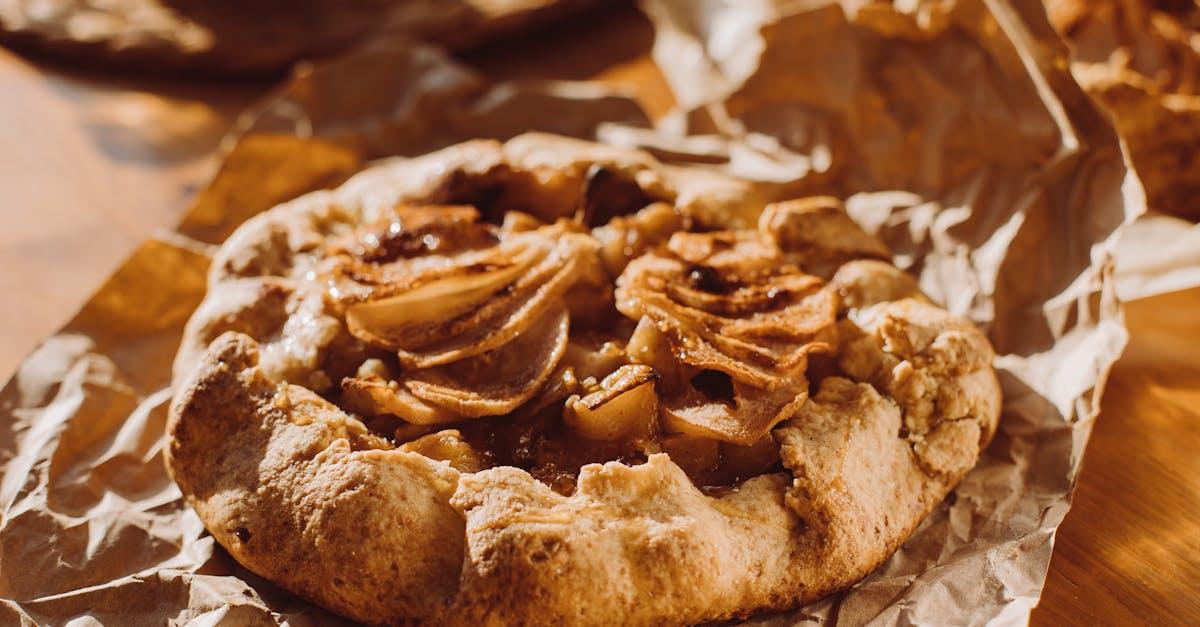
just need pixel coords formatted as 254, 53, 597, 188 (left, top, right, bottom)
167, 134, 1001, 625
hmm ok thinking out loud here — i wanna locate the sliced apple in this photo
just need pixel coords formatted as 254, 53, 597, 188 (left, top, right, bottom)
404, 306, 570, 417
564, 364, 658, 441
659, 432, 720, 478
344, 243, 541, 350
339, 374, 459, 425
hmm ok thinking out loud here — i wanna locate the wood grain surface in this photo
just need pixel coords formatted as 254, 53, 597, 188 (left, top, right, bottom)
0, 4, 1196, 624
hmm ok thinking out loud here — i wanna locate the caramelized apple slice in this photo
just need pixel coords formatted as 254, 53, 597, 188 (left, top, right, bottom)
344, 246, 539, 345
562, 335, 627, 382
405, 306, 570, 417
391, 235, 588, 368
618, 252, 837, 388
659, 432, 720, 479
616, 227, 838, 445
717, 434, 783, 479
626, 314, 813, 445
564, 364, 658, 441
328, 205, 598, 369
659, 371, 808, 446
340, 375, 459, 425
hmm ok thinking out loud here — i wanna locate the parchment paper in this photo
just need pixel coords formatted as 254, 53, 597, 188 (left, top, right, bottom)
0, 0, 1145, 624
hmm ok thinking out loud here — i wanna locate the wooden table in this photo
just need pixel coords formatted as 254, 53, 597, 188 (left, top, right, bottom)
1, 4, 1197, 624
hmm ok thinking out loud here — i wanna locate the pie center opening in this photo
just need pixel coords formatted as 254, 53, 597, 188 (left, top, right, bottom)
311, 193, 840, 495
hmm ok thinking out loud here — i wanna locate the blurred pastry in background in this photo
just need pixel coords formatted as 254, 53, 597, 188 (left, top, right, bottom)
1047, 0, 1200, 220
0, 0, 602, 75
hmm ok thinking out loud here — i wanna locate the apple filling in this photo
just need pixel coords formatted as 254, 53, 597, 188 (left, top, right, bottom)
317, 201, 848, 494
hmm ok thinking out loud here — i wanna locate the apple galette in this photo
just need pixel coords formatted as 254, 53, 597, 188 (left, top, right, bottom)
167, 133, 1001, 625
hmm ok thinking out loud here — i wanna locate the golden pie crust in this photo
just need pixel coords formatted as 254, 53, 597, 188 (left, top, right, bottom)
167, 133, 1001, 625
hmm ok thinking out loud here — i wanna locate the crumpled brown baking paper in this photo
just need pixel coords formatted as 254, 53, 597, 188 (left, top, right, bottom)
0, 0, 1142, 624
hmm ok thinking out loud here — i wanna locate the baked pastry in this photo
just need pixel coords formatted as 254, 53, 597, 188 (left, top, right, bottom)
0, 0, 601, 75
167, 134, 1001, 625
1046, 0, 1200, 220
